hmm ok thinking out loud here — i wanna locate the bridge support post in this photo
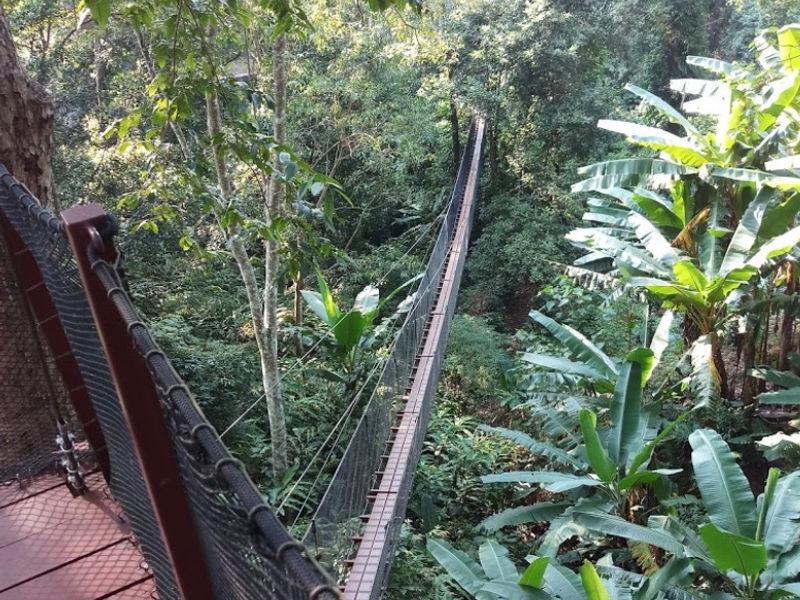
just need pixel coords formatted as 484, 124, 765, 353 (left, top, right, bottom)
62, 204, 216, 600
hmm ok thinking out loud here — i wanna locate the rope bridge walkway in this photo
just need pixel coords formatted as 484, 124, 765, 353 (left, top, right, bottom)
0, 117, 485, 599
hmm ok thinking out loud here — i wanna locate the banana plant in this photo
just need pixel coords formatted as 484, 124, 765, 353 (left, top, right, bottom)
301, 270, 417, 386
426, 537, 540, 600
570, 429, 800, 599
752, 354, 800, 405
427, 537, 634, 600
568, 31, 800, 404
479, 312, 684, 555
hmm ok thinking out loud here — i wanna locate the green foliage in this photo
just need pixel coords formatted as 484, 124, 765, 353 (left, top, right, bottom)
479, 313, 686, 557
301, 268, 416, 381
11, 0, 800, 598
575, 429, 800, 597
442, 316, 514, 402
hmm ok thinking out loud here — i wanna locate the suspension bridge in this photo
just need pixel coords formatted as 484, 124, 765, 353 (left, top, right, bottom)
0, 117, 485, 600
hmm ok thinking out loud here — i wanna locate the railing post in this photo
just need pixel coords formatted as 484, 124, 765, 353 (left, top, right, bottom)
61, 204, 216, 600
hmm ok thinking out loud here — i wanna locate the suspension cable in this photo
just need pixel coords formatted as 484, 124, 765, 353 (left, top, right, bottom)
274, 199, 469, 520
218, 186, 459, 439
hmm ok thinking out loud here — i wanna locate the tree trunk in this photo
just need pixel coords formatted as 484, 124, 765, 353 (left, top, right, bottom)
264, 33, 288, 478
94, 37, 108, 114
205, 88, 287, 478
447, 62, 460, 174
707, 0, 733, 55
711, 332, 730, 400
779, 262, 796, 371
0, 7, 55, 207
740, 322, 758, 405
293, 275, 303, 355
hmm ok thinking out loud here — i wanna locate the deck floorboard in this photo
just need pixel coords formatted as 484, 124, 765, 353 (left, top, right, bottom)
0, 472, 154, 599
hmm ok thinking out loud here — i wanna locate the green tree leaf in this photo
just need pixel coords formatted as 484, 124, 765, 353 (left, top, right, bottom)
689, 429, 757, 538
542, 562, 584, 600
778, 25, 800, 70
762, 471, 800, 553
481, 471, 604, 493
579, 409, 616, 482
720, 187, 776, 275
519, 556, 550, 589
84, 0, 111, 28
520, 353, 607, 380
480, 503, 571, 533
479, 425, 586, 470
579, 561, 611, 600
427, 538, 492, 599
530, 311, 618, 379
608, 356, 646, 467
480, 540, 518, 582
618, 468, 682, 491
572, 509, 686, 556
698, 523, 767, 576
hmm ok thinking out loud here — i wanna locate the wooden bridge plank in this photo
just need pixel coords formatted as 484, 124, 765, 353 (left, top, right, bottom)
0, 494, 129, 589
0, 472, 63, 509
0, 471, 151, 600
0, 472, 115, 548
105, 577, 157, 598
0, 463, 100, 509
0, 539, 150, 600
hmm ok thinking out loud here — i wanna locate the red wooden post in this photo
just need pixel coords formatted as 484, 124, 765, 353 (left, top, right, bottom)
61, 204, 216, 600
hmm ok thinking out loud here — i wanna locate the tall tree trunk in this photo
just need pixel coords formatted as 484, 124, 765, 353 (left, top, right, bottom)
205, 88, 287, 477
447, 63, 460, 174
710, 332, 730, 400
94, 37, 108, 115
707, 0, 733, 55
293, 275, 303, 355
264, 33, 288, 478
740, 321, 758, 405
0, 7, 55, 207
779, 262, 796, 371
760, 300, 772, 394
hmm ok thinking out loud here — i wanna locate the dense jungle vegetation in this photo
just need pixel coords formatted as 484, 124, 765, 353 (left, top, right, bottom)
5, 0, 800, 597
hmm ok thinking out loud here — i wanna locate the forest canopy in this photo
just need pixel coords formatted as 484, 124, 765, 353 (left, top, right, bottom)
3, 0, 800, 598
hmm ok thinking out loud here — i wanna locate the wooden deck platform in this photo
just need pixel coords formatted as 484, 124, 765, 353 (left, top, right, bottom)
0, 471, 157, 599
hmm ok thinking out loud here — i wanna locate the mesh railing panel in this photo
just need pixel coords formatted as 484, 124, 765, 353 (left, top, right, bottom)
304, 119, 484, 587
0, 167, 179, 597
88, 250, 339, 600
0, 223, 70, 482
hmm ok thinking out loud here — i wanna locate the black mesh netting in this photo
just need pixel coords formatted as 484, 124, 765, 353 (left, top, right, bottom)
88, 248, 339, 600
0, 221, 81, 483
303, 119, 484, 597
0, 167, 178, 596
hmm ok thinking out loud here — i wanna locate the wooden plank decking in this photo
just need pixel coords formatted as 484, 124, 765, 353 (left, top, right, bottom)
0, 471, 156, 599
